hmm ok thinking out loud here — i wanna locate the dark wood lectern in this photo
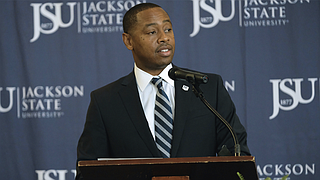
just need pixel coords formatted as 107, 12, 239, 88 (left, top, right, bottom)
78, 156, 258, 180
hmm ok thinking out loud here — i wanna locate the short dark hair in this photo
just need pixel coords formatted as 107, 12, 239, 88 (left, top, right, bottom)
123, 3, 161, 33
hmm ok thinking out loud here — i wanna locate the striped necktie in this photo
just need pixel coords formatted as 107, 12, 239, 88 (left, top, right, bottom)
151, 77, 173, 158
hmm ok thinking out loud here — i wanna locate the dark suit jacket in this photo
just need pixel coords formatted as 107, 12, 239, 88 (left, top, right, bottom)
76, 70, 250, 179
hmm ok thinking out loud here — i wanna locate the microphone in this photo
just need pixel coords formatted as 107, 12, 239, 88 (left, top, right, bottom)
168, 67, 209, 84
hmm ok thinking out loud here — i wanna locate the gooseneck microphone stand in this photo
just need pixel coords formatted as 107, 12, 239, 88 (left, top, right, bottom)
188, 77, 241, 157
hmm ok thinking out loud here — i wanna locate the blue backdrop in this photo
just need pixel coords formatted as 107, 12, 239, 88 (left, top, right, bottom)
1, 0, 319, 179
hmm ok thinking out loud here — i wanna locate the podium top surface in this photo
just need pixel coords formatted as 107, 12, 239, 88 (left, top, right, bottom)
78, 156, 258, 180
79, 156, 255, 167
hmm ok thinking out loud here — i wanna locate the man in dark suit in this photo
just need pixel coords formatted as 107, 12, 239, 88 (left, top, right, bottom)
76, 3, 250, 179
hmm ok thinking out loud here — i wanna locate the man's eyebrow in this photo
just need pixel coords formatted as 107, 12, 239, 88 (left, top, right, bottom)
163, 19, 172, 24
145, 23, 157, 27
145, 19, 172, 27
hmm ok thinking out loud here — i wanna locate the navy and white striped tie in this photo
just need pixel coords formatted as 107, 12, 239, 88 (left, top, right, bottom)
151, 77, 173, 158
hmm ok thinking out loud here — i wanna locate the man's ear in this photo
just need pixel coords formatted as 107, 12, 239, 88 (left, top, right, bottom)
122, 33, 133, 50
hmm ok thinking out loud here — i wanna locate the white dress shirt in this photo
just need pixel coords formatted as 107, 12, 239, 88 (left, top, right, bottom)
134, 63, 175, 139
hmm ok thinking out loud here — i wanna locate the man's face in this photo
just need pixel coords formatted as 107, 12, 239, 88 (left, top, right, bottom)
123, 7, 175, 75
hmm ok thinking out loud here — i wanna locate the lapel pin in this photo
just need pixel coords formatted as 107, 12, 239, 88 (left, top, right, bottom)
182, 85, 189, 92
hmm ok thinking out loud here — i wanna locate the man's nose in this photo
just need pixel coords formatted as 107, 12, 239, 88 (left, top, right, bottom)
158, 31, 170, 43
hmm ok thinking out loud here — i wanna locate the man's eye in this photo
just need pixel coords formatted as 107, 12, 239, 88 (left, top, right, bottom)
165, 28, 172, 33
148, 31, 156, 35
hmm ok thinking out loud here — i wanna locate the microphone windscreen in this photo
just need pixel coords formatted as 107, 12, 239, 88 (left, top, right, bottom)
168, 67, 179, 80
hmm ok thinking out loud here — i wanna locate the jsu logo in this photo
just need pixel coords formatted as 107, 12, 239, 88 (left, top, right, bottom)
0, 87, 15, 113
30, 2, 77, 43
190, 0, 235, 37
269, 78, 317, 119
36, 169, 76, 180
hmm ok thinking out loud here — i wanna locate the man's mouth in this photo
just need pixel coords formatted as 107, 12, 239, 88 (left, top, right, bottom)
157, 45, 173, 57
160, 49, 169, 52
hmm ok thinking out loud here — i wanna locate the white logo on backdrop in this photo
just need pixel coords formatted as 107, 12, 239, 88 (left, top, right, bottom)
0, 85, 84, 119
190, 0, 311, 37
30, 2, 77, 42
35, 169, 76, 180
30, 1, 146, 42
257, 163, 315, 179
190, 0, 235, 37
269, 78, 317, 119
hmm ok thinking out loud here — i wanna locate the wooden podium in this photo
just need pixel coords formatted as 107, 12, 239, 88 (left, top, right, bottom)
78, 156, 258, 180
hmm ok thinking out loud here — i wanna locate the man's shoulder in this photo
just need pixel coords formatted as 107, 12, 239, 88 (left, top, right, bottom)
205, 72, 222, 79
92, 72, 135, 95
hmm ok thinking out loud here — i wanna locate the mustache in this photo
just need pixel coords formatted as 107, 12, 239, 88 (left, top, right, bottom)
155, 43, 173, 52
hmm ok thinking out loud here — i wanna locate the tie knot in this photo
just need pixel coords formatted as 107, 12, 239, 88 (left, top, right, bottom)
151, 77, 163, 89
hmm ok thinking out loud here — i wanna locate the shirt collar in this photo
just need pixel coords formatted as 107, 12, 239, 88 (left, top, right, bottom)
134, 63, 174, 92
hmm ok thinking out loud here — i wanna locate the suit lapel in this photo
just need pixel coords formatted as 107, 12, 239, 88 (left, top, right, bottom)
118, 72, 161, 157
171, 80, 194, 157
